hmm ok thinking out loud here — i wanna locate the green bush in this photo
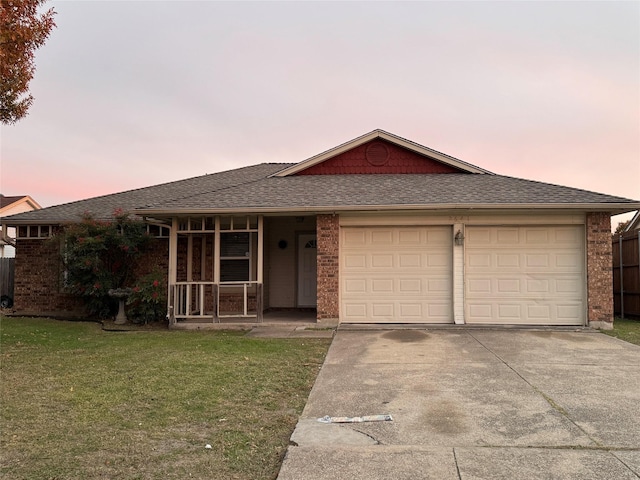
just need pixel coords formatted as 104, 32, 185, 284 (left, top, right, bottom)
58, 210, 149, 318
127, 271, 167, 324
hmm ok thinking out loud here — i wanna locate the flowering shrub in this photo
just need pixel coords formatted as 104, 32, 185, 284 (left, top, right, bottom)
126, 271, 167, 324
58, 210, 149, 318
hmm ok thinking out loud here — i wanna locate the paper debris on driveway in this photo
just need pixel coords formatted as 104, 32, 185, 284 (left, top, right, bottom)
317, 414, 393, 423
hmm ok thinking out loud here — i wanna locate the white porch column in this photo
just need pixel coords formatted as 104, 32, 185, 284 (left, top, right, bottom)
167, 218, 179, 322
257, 216, 264, 283
214, 217, 220, 283
452, 223, 465, 324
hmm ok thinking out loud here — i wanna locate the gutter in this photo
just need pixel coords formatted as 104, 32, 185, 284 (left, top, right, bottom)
133, 202, 640, 217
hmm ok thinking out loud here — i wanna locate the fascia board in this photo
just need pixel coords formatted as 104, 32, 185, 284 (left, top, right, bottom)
375, 131, 493, 174
270, 130, 382, 177
133, 202, 640, 217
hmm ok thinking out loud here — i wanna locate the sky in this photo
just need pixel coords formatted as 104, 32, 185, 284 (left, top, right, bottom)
1, 0, 639, 226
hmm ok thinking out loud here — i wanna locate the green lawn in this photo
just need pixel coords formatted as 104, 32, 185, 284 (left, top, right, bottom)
603, 317, 640, 346
0, 317, 331, 480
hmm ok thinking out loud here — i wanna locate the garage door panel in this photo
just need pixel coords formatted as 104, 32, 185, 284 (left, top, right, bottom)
468, 278, 581, 298
398, 229, 421, 244
371, 254, 393, 267
343, 229, 367, 246
341, 226, 452, 323
466, 226, 584, 325
371, 230, 393, 244
467, 301, 583, 325
344, 278, 366, 293
399, 254, 422, 267
343, 254, 366, 268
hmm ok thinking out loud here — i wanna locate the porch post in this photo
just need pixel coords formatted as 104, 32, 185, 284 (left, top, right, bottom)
167, 218, 178, 324
213, 216, 220, 322
257, 215, 264, 322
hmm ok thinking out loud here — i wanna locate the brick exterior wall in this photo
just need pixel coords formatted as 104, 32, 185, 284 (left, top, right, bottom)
316, 214, 339, 320
13, 237, 85, 317
12, 236, 169, 319
586, 212, 613, 328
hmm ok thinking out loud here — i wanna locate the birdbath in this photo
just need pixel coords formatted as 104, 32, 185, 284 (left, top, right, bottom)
108, 288, 132, 325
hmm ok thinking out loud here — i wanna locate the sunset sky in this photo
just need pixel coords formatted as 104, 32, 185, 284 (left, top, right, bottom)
1, 1, 639, 226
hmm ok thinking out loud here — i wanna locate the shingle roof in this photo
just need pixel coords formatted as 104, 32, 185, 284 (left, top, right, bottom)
3, 163, 290, 224
137, 172, 639, 213
4, 163, 639, 225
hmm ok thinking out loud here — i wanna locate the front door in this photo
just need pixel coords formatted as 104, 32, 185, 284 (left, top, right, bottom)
297, 234, 317, 307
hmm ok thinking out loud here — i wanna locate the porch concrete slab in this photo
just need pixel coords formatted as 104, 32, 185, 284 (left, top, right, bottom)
245, 326, 334, 339
278, 445, 459, 480
455, 447, 639, 480
278, 329, 640, 479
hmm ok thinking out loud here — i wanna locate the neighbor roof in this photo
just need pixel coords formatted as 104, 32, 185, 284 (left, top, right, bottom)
625, 211, 640, 232
0, 194, 41, 213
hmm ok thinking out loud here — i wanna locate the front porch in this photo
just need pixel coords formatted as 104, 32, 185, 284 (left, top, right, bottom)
165, 214, 322, 327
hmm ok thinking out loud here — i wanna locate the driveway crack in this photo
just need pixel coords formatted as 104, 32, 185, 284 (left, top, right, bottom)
453, 447, 463, 479
350, 427, 381, 445
466, 331, 603, 448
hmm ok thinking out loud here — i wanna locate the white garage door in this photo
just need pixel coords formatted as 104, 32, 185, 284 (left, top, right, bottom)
465, 226, 585, 325
341, 226, 453, 323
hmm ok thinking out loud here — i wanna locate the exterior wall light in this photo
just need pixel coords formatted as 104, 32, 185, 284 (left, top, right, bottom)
454, 229, 465, 246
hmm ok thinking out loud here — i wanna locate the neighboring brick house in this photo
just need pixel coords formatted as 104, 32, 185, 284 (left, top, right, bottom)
4, 130, 640, 328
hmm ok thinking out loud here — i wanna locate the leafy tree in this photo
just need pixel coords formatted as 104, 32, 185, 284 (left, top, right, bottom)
1, 0, 56, 124
615, 220, 630, 235
59, 211, 149, 318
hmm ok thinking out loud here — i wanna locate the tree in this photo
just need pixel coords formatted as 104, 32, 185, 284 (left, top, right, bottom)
614, 220, 630, 235
0, 0, 56, 124
59, 211, 150, 318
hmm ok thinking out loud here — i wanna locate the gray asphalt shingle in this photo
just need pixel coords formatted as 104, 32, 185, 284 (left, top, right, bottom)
4, 164, 639, 224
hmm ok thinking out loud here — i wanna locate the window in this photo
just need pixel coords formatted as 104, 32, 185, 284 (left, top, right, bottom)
16, 225, 53, 239
220, 232, 250, 282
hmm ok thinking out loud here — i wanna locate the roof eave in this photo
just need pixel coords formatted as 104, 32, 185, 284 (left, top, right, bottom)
133, 202, 640, 217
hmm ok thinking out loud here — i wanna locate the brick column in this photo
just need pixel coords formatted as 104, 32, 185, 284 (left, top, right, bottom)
316, 214, 339, 322
586, 212, 613, 329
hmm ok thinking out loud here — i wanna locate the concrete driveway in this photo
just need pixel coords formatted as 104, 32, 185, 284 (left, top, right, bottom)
278, 328, 640, 479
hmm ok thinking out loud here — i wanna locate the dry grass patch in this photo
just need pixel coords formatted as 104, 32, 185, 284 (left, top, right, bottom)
0, 317, 331, 479
604, 317, 640, 346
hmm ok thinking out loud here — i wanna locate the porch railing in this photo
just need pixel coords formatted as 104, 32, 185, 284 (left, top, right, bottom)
218, 281, 260, 318
172, 281, 216, 321
170, 281, 263, 323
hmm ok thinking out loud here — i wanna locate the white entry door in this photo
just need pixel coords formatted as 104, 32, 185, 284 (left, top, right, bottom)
340, 226, 453, 323
297, 234, 317, 307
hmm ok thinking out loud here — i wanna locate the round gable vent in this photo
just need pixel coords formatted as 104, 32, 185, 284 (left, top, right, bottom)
365, 142, 390, 166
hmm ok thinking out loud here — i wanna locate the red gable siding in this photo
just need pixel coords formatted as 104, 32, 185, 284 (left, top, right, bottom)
295, 139, 463, 175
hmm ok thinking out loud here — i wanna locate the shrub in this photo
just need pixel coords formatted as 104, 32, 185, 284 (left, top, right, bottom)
127, 271, 167, 324
58, 210, 149, 318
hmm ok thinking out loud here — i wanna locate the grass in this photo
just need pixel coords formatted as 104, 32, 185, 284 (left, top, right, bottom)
603, 317, 640, 346
0, 317, 331, 480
